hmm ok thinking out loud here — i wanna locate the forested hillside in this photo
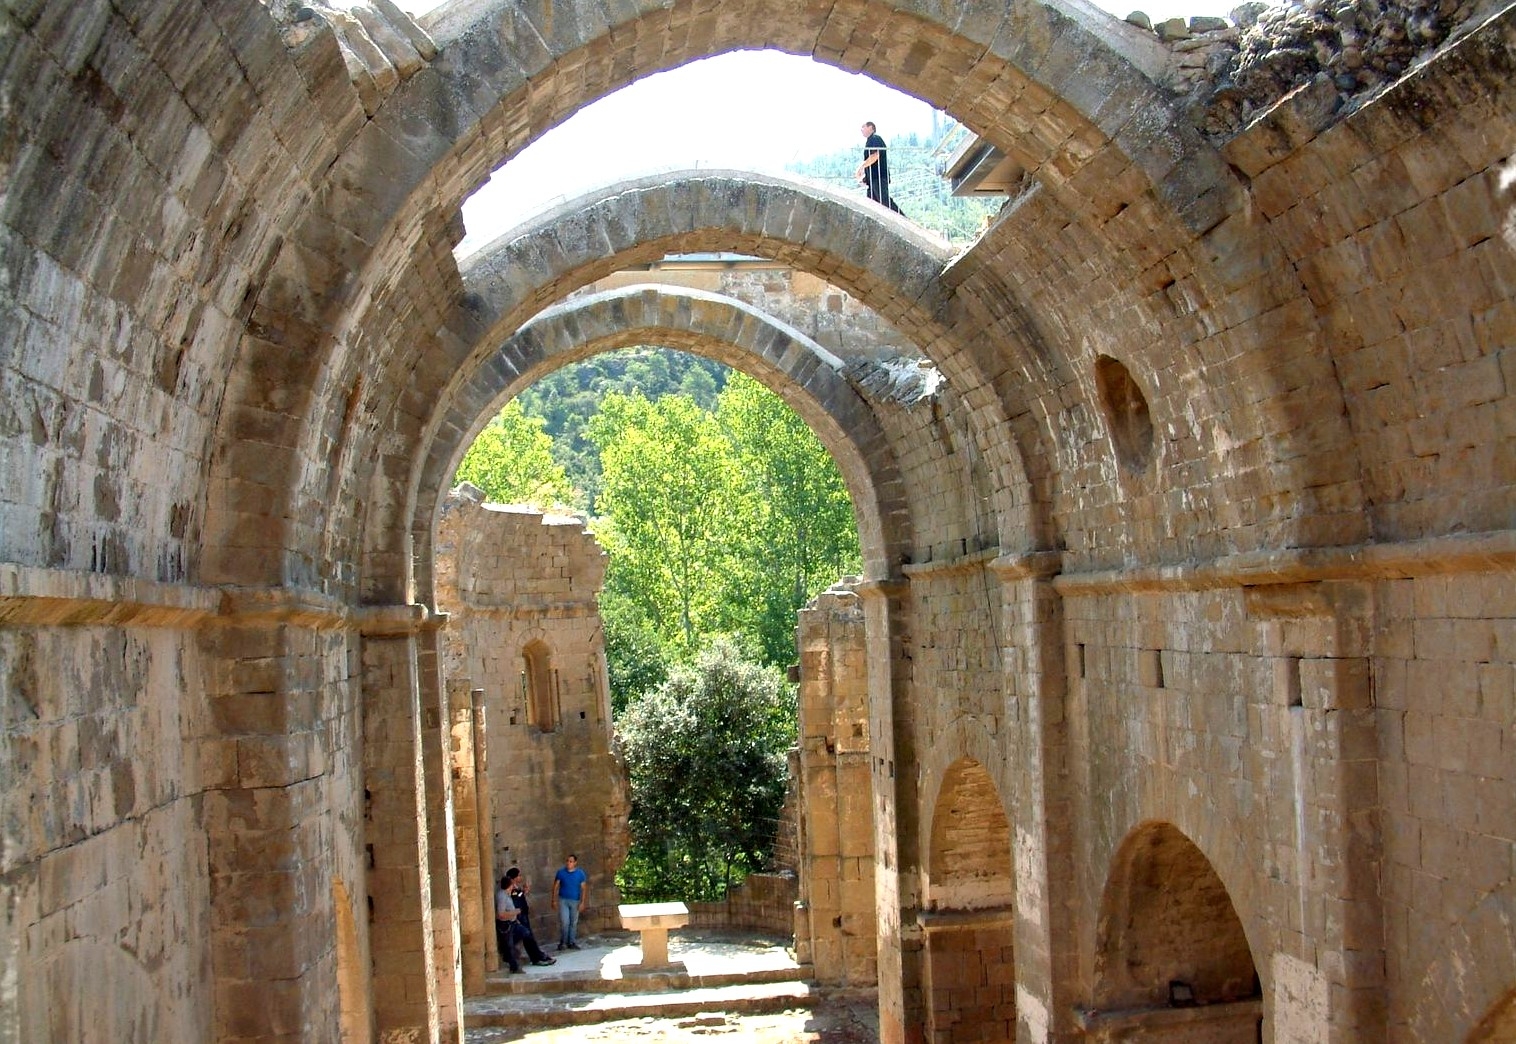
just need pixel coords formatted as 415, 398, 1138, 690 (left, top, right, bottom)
516, 349, 728, 510
787, 124, 1000, 244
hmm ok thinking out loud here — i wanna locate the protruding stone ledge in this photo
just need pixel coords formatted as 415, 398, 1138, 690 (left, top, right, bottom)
0, 564, 219, 628
915, 905, 1016, 933
1054, 529, 1516, 597
1074, 996, 1263, 1038
0, 565, 444, 634
355, 601, 439, 637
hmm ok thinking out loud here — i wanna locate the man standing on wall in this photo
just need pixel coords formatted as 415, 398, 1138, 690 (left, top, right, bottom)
856, 121, 904, 215
551, 853, 589, 951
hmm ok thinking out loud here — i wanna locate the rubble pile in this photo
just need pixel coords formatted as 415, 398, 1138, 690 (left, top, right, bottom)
1128, 0, 1490, 138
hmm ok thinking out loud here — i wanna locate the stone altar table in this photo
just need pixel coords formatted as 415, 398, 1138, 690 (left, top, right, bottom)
618, 901, 690, 973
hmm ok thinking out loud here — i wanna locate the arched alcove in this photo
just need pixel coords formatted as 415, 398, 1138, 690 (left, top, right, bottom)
926, 758, 1015, 911
1095, 354, 1156, 476
521, 638, 558, 733
1090, 821, 1260, 1041
921, 757, 1017, 1042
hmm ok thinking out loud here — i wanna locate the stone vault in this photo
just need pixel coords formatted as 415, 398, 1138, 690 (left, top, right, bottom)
2, 0, 1515, 1042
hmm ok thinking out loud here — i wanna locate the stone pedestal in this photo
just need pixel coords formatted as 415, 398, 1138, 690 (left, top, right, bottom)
618, 902, 690, 973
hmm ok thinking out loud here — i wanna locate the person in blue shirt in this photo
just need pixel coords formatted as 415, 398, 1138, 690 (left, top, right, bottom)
551, 853, 589, 950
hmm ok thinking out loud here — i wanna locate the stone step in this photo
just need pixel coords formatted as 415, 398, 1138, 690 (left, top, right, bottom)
475, 961, 807, 997
463, 978, 817, 1032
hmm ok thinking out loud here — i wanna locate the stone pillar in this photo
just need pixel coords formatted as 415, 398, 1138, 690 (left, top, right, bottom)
360, 618, 439, 1044
991, 553, 1080, 1044
449, 679, 495, 991
417, 621, 463, 1040
200, 602, 361, 1043
471, 687, 500, 975
796, 584, 878, 986
858, 578, 921, 1044
1245, 582, 1384, 1043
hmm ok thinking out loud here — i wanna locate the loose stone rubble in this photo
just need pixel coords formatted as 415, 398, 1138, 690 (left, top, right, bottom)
1139, 0, 1505, 136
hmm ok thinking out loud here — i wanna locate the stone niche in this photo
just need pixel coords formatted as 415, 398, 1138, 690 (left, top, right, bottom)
435, 486, 630, 943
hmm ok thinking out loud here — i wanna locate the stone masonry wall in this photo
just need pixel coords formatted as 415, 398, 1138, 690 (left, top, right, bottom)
583, 261, 923, 362
795, 584, 881, 988
2, 0, 1515, 1041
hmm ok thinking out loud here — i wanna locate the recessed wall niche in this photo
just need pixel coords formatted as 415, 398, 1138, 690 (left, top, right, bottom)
1095, 355, 1155, 475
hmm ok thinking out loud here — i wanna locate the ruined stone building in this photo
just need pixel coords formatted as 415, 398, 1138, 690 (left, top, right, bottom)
433, 488, 628, 968
2, 0, 1515, 1042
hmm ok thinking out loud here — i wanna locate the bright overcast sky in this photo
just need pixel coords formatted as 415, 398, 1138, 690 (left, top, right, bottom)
385, 0, 1237, 252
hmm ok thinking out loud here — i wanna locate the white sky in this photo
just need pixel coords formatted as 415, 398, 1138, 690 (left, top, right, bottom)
383, 0, 1237, 253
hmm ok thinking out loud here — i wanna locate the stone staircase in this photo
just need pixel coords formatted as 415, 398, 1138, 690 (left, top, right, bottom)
462, 930, 816, 1038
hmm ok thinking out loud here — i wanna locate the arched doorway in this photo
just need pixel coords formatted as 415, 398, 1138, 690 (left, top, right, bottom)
1087, 821, 1260, 1042
921, 757, 1016, 1043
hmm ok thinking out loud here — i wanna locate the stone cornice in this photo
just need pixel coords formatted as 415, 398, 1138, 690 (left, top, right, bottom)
449, 599, 600, 621
885, 531, 1515, 594
0, 565, 442, 633
915, 905, 1017, 932
0, 564, 219, 628
1053, 529, 1516, 597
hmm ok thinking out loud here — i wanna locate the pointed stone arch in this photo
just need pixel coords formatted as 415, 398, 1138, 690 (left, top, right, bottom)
920, 751, 1019, 1043
409, 281, 915, 590
1089, 820, 1262, 1040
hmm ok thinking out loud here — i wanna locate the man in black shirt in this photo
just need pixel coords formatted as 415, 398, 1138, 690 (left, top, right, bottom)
856, 121, 904, 215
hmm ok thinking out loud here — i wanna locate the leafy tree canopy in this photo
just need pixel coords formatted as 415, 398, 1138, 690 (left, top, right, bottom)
615, 638, 794, 902
453, 400, 577, 508
717, 373, 862, 665
589, 391, 747, 656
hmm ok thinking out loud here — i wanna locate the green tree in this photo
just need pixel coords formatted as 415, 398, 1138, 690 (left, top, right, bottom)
599, 593, 671, 715
717, 374, 863, 665
518, 349, 729, 509
453, 400, 576, 506
588, 392, 749, 656
616, 638, 794, 901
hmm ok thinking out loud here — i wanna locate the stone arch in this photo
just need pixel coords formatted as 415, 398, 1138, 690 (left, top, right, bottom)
917, 715, 1019, 891
211, 0, 1244, 592
411, 281, 914, 590
925, 757, 1016, 912
1402, 881, 1516, 1042
1093, 821, 1259, 1012
919, 747, 1019, 1043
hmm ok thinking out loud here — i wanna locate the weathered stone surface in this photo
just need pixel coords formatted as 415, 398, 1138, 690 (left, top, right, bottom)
434, 489, 630, 942
2, 0, 1515, 1041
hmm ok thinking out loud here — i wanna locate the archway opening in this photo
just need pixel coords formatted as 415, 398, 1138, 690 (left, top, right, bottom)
921, 757, 1017, 1042
1091, 822, 1261, 1040
435, 312, 887, 995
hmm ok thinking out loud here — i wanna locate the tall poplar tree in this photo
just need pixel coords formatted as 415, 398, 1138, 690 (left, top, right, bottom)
453, 399, 576, 507
717, 374, 862, 665
588, 392, 748, 655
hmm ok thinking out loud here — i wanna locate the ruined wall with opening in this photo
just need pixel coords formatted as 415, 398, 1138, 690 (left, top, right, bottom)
434, 488, 629, 940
